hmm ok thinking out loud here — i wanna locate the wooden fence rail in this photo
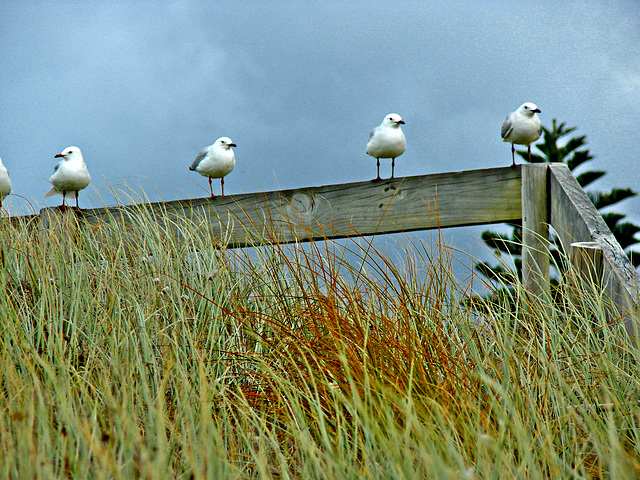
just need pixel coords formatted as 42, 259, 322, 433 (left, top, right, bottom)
36, 164, 639, 330
42, 166, 522, 246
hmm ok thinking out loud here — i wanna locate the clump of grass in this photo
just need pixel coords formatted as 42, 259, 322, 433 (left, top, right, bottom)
0, 194, 639, 479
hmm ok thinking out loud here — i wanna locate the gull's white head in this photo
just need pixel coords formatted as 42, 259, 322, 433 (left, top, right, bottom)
55, 146, 83, 161
215, 137, 237, 150
382, 113, 405, 128
518, 103, 541, 116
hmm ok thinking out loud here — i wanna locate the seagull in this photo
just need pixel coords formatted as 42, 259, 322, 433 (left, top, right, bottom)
189, 136, 236, 197
366, 113, 406, 181
45, 146, 91, 209
501, 102, 542, 166
0, 156, 12, 209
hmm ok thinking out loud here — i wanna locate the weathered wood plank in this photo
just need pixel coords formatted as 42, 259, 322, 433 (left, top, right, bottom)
549, 163, 640, 329
42, 166, 523, 248
521, 164, 550, 299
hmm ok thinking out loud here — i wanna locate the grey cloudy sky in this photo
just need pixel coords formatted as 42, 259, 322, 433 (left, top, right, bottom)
1, 1, 639, 271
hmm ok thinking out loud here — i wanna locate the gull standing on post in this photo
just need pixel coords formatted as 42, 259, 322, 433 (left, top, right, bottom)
0, 157, 12, 209
189, 136, 236, 197
366, 113, 406, 181
45, 146, 91, 209
501, 102, 542, 166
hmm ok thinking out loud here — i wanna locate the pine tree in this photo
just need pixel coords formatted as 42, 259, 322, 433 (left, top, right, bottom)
477, 119, 639, 295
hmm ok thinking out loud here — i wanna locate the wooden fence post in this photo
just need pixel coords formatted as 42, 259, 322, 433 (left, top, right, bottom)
549, 164, 640, 334
568, 241, 604, 317
569, 241, 604, 287
521, 164, 550, 301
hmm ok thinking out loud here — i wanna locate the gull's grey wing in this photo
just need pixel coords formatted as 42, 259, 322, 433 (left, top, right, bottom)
52, 161, 62, 173
189, 148, 208, 171
501, 115, 513, 140
368, 126, 379, 142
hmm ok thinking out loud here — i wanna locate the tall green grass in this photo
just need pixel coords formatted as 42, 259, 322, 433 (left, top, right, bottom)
0, 198, 639, 479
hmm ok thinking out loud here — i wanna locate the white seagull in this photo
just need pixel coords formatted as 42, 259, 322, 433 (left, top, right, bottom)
45, 146, 91, 209
366, 113, 406, 181
501, 102, 542, 166
189, 136, 236, 197
0, 157, 12, 209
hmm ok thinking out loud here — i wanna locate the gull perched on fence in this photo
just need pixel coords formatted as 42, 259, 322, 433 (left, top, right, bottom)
0, 156, 12, 209
189, 136, 236, 197
501, 102, 542, 166
45, 146, 91, 209
366, 113, 406, 181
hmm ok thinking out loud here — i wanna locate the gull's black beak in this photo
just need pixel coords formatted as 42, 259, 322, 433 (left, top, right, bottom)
229, 143, 237, 148
397, 120, 405, 125
533, 109, 541, 113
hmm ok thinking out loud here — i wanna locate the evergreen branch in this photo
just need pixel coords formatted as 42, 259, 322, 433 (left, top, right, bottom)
517, 150, 546, 163
588, 188, 637, 210
481, 231, 522, 256
575, 170, 606, 188
601, 212, 626, 230
475, 262, 518, 284
609, 221, 640, 250
566, 149, 595, 171
561, 136, 588, 156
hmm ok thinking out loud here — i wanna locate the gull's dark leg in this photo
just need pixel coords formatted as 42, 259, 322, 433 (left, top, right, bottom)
511, 144, 516, 167
60, 190, 67, 209
391, 158, 396, 179
75, 191, 80, 209
528, 145, 532, 162
208, 177, 214, 198
221, 177, 225, 197
372, 158, 382, 181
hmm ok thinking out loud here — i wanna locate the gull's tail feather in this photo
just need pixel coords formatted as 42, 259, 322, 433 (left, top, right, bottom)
44, 186, 59, 198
